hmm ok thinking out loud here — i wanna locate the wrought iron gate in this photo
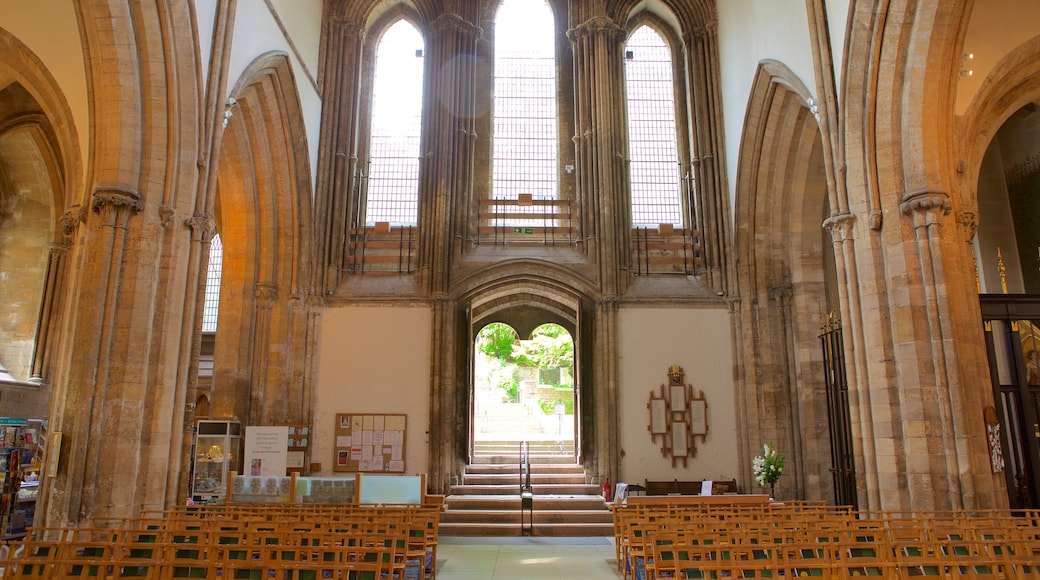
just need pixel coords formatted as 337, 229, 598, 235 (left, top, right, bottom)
820, 314, 857, 508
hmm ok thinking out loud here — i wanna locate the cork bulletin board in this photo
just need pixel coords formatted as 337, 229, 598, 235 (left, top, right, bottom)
333, 413, 407, 473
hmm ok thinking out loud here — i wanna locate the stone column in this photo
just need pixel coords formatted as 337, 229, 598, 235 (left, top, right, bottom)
822, 211, 882, 510
44, 188, 143, 525
249, 283, 278, 425
588, 296, 621, 488
568, 16, 629, 292
899, 189, 968, 509
428, 295, 462, 493
768, 283, 802, 497
314, 17, 364, 293
683, 23, 731, 293
422, 11, 481, 493
419, 13, 481, 287
28, 239, 71, 383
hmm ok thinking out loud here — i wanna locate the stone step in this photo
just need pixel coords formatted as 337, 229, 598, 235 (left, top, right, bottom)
462, 472, 587, 485
449, 483, 601, 495
464, 463, 585, 475
444, 494, 609, 511
471, 454, 577, 465
473, 442, 574, 453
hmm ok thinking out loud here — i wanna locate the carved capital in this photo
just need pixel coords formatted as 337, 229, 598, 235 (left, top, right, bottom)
48, 243, 69, 258
255, 283, 278, 308
567, 16, 625, 43
91, 187, 144, 225
306, 293, 327, 311
822, 212, 856, 243
331, 17, 361, 37
599, 294, 621, 309
185, 214, 216, 242
59, 204, 85, 243
159, 205, 176, 228
432, 13, 482, 40
957, 211, 979, 242
899, 189, 951, 228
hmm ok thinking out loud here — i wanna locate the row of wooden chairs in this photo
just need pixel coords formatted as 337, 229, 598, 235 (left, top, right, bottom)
1, 504, 442, 580
614, 503, 1040, 580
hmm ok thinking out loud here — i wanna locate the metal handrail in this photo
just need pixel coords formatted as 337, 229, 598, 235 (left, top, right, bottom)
520, 441, 532, 494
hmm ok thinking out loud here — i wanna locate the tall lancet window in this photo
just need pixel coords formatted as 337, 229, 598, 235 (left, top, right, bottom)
202, 233, 222, 332
367, 20, 425, 225
624, 25, 682, 227
493, 0, 557, 225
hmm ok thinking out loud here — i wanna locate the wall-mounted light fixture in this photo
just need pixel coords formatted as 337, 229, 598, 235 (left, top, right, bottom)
222, 97, 238, 129
960, 52, 975, 78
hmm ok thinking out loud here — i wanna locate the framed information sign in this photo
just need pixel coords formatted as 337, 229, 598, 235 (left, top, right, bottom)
332, 413, 407, 473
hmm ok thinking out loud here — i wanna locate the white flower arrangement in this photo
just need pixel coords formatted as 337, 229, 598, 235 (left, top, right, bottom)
752, 442, 786, 488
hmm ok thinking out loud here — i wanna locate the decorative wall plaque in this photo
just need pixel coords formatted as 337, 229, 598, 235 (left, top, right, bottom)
647, 365, 708, 467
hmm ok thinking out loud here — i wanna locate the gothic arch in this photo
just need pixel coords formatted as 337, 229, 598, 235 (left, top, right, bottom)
733, 60, 831, 502
212, 51, 316, 426
0, 29, 82, 207
955, 35, 1040, 207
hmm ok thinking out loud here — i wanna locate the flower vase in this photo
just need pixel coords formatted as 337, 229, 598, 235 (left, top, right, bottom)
769, 483, 775, 499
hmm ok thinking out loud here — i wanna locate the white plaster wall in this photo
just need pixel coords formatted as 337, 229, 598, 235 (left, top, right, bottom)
825, 0, 849, 87
1, 1, 88, 195
195, 0, 218, 85
229, 1, 323, 185
617, 307, 739, 487
717, 0, 816, 214
314, 306, 433, 477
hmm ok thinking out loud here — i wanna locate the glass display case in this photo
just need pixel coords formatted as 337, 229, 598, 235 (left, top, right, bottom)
192, 420, 241, 502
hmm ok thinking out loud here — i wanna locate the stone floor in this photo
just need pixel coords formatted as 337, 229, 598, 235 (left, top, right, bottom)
435, 536, 621, 579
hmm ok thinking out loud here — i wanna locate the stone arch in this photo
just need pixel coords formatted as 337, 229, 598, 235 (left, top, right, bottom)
733, 60, 831, 502
955, 35, 1040, 207
212, 51, 316, 427
0, 28, 83, 207
0, 111, 65, 388
443, 260, 600, 474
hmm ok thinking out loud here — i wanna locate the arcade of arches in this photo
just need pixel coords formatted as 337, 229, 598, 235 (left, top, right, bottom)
0, 1, 1039, 528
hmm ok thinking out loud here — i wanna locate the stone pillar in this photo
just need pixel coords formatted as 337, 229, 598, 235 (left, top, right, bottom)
768, 283, 802, 497
588, 296, 621, 487
28, 239, 70, 383
683, 23, 731, 293
823, 211, 882, 510
428, 295, 462, 493
899, 189, 967, 510
43, 188, 143, 525
249, 283, 278, 425
567, 16, 629, 291
419, 13, 481, 287
314, 17, 364, 293
422, 11, 481, 493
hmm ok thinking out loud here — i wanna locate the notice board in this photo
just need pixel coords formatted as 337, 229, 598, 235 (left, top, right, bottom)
333, 413, 406, 473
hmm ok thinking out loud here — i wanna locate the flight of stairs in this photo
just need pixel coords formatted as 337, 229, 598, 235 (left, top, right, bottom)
439, 440, 613, 536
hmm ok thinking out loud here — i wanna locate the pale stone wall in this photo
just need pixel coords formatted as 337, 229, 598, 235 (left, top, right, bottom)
617, 307, 739, 486
314, 306, 432, 477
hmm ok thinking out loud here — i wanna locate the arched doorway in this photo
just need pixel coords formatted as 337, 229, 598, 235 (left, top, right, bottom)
975, 104, 1040, 509
472, 322, 577, 459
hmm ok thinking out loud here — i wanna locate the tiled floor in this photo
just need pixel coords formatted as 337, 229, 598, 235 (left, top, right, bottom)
435, 536, 621, 579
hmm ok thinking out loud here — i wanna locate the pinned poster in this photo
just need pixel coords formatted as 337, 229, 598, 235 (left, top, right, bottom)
333, 413, 407, 473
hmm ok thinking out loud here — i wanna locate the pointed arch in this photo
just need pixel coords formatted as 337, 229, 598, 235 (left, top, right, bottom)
733, 60, 832, 503
213, 51, 316, 426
